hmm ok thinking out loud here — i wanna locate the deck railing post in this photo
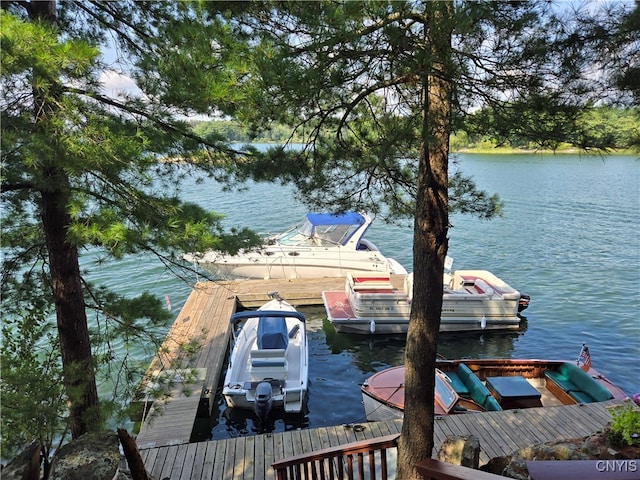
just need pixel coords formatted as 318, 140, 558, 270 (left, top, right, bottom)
271, 433, 400, 480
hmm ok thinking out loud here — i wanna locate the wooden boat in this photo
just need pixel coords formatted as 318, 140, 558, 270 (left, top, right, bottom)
222, 293, 308, 420
361, 347, 627, 421
322, 258, 529, 334
184, 212, 407, 279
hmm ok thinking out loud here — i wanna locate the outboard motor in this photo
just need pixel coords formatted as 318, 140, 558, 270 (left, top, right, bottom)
518, 294, 531, 312
254, 382, 273, 423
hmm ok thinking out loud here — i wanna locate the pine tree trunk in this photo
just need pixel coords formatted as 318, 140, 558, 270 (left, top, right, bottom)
397, 3, 453, 479
117, 429, 150, 480
31, 0, 101, 439
41, 181, 101, 439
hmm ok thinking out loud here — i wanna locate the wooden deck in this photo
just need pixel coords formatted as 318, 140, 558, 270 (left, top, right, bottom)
138, 402, 620, 479
134, 276, 624, 478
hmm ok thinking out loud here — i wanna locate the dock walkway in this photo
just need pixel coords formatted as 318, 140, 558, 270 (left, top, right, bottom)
135, 277, 361, 449
139, 402, 618, 480
134, 276, 622, 478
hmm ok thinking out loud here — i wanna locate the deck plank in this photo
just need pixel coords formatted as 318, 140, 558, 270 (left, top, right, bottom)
159, 445, 179, 480
185, 442, 207, 480
170, 444, 189, 480
253, 433, 265, 480
209, 438, 226, 480
222, 436, 237, 480
149, 446, 169, 480
263, 430, 276, 480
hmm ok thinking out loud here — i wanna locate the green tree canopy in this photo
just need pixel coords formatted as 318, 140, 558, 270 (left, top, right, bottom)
153, 2, 634, 478
0, 0, 260, 463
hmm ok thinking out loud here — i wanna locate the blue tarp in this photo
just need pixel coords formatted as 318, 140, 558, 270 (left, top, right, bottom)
305, 212, 365, 226
257, 316, 289, 350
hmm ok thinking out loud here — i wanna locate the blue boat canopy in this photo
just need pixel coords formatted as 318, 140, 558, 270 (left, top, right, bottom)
305, 212, 365, 226
257, 316, 289, 350
281, 212, 369, 247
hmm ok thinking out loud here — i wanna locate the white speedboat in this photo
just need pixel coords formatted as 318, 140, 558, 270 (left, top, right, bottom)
322, 258, 530, 334
183, 212, 407, 279
222, 294, 308, 421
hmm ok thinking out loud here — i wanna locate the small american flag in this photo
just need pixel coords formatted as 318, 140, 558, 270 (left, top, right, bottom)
577, 343, 592, 371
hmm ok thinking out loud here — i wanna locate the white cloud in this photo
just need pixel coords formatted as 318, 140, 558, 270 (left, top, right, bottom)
99, 70, 142, 99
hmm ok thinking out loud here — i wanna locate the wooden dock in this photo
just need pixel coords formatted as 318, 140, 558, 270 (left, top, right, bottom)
135, 276, 361, 449
134, 277, 622, 478
138, 402, 619, 480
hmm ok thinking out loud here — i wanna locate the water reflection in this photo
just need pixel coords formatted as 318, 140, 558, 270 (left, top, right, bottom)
200, 395, 312, 441
437, 330, 521, 360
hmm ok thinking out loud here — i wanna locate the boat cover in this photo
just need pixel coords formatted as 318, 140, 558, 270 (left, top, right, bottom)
305, 212, 365, 226
257, 316, 289, 350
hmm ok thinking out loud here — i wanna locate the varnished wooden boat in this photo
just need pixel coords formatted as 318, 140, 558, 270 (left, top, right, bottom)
361, 353, 627, 421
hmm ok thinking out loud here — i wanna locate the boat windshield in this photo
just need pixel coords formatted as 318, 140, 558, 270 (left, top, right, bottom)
435, 369, 459, 413
279, 213, 364, 247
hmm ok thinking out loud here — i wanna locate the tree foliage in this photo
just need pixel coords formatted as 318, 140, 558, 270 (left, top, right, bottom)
0, 0, 259, 461
191, 106, 640, 151
158, 2, 635, 478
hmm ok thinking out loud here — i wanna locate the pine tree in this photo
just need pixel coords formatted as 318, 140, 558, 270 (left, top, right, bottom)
1, 0, 259, 458
192, 1, 637, 477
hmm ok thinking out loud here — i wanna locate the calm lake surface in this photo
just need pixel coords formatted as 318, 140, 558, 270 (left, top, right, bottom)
89, 153, 639, 439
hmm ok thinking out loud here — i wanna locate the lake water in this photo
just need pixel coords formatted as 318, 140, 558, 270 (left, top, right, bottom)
88, 153, 639, 439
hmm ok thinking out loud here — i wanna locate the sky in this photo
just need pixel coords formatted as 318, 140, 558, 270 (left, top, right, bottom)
97, 1, 637, 106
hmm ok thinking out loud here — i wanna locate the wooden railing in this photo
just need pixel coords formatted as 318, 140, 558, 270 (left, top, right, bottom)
272, 433, 400, 480
415, 459, 509, 479
272, 434, 509, 480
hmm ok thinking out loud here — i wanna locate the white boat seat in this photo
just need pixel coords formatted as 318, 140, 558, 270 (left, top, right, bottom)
351, 282, 395, 291
250, 348, 288, 379
473, 279, 494, 295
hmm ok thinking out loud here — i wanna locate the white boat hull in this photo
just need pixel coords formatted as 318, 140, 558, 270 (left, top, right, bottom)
326, 314, 521, 335
223, 383, 306, 412
194, 249, 405, 280
323, 268, 526, 334
183, 212, 408, 279
221, 298, 308, 414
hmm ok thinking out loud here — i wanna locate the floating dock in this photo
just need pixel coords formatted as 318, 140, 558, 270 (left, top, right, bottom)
134, 276, 622, 479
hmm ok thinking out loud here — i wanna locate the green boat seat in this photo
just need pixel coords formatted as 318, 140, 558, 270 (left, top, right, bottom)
545, 362, 613, 403
455, 363, 502, 411
483, 395, 503, 412
446, 369, 471, 398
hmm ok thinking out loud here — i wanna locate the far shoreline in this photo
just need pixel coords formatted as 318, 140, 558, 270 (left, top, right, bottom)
228, 141, 639, 156
453, 147, 638, 156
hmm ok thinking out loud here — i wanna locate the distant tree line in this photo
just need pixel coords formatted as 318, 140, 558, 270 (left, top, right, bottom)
190, 119, 307, 144
457, 105, 639, 152
192, 106, 639, 152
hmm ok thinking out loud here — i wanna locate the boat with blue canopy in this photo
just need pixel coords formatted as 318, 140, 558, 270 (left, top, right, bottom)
183, 212, 407, 279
